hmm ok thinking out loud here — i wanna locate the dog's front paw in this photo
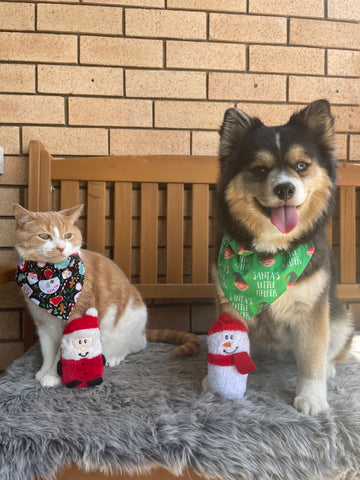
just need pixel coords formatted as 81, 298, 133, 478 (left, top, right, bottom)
295, 378, 329, 415
294, 394, 329, 415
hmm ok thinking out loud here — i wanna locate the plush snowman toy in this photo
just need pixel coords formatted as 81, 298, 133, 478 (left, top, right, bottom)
202, 313, 256, 400
57, 308, 105, 388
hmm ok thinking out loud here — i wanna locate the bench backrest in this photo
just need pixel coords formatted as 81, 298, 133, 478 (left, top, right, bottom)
28, 140, 360, 302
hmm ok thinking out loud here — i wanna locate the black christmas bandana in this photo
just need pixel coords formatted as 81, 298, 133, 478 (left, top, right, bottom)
16, 254, 85, 320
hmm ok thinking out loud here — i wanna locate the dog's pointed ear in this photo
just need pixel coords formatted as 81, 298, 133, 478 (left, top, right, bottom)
290, 100, 335, 154
219, 108, 261, 159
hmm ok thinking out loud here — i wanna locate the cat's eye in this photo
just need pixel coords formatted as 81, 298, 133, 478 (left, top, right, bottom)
39, 233, 51, 240
64, 233, 72, 239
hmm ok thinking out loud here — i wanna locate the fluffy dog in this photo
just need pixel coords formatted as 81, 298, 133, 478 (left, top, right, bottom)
214, 99, 354, 415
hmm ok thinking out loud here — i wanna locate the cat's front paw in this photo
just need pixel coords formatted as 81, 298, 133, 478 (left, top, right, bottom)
36, 369, 61, 387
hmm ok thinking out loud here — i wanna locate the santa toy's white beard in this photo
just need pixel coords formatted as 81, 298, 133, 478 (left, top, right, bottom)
61, 328, 102, 361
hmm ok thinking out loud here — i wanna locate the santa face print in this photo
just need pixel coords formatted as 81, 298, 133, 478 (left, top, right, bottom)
208, 330, 249, 356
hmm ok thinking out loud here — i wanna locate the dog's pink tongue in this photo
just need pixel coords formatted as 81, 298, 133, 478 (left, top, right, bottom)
271, 206, 299, 234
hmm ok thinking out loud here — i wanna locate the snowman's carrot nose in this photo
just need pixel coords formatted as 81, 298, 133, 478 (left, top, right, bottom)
222, 341, 231, 347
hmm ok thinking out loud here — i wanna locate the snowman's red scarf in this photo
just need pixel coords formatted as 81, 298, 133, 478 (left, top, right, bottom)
207, 352, 256, 375
15, 253, 85, 321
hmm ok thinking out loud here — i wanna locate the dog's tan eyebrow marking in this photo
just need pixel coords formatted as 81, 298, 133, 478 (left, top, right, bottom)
253, 150, 276, 168
287, 145, 312, 167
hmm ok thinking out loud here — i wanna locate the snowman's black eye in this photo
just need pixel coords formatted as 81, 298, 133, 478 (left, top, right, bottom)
230, 335, 234, 340
84, 339, 87, 344
225, 335, 229, 340
79, 340, 82, 345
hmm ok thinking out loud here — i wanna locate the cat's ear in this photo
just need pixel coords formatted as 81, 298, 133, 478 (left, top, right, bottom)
13, 204, 37, 227
59, 204, 83, 223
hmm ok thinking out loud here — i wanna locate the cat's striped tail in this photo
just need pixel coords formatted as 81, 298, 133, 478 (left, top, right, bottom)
146, 329, 200, 356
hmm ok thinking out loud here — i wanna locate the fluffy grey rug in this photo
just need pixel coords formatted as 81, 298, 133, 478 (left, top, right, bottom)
0, 336, 359, 480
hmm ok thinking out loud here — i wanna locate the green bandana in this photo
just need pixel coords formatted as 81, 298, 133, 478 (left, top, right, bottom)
217, 235, 315, 321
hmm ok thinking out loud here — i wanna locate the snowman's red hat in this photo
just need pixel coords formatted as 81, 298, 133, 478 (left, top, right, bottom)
63, 309, 99, 335
208, 313, 248, 335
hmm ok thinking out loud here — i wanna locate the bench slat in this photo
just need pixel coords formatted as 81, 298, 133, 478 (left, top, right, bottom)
192, 184, 209, 284
166, 183, 184, 284
114, 182, 132, 279
87, 182, 106, 255
140, 183, 158, 284
340, 186, 357, 284
60, 181, 80, 210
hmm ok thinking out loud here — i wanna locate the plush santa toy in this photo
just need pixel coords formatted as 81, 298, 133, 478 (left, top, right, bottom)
202, 313, 256, 400
57, 308, 105, 388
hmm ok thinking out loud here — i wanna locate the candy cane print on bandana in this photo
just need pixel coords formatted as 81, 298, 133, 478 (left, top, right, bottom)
217, 235, 315, 321
15, 253, 85, 321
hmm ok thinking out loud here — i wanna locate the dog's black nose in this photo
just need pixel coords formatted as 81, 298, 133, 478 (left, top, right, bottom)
274, 182, 296, 201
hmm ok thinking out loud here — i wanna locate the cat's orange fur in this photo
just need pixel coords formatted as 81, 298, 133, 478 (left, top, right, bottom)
14, 204, 200, 387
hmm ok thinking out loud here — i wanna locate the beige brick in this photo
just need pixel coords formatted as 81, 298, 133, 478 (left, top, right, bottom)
0, 189, 20, 216
249, 0, 323, 17
0, 312, 21, 340
0, 157, 27, 186
0, 95, 64, 125
0, 342, 24, 371
38, 65, 123, 96
0, 32, 77, 63
234, 103, 303, 127
0, 2, 35, 30
210, 14, 287, 44
290, 19, 359, 49
167, 0, 246, 12
350, 136, 360, 161
155, 101, 232, 129
250, 46, 324, 75
0, 219, 16, 247
85, 0, 164, 5
192, 131, 219, 155
0, 64, 35, 93
332, 106, 360, 133
166, 41, 246, 71
191, 305, 216, 333
80, 36, 162, 68
147, 306, 190, 331
209, 73, 287, 102
126, 8, 206, 39
328, 50, 360, 77
38, 4, 123, 35
69, 97, 152, 127
110, 129, 190, 155
0, 127, 20, 155
335, 134, 347, 160
126, 70, 206, 99
328, 0, 360, 21
22, 127, 109, 156
289, 76, 360, 105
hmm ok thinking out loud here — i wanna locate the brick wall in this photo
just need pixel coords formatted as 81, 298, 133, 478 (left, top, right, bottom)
0, 0, 359, 370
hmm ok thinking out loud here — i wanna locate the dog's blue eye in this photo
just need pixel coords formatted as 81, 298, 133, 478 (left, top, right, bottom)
295, 162, 309, 172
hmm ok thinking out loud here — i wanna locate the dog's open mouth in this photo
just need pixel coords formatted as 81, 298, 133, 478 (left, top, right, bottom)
255, 199, 299, 234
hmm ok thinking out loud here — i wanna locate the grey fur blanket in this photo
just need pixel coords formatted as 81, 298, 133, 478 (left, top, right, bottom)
0, 336, 359, 480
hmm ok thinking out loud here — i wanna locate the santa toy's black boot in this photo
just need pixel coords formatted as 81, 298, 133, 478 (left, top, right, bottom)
87, 377, 103, 387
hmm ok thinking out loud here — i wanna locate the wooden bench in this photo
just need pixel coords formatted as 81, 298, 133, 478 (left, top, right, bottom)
1, 140, 360, 479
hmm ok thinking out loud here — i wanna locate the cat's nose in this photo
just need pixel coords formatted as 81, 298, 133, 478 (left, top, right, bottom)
56, 245, 65, 252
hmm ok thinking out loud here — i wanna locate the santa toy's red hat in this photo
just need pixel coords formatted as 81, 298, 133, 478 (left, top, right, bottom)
63, 308, 99, 335
208, 313, 248, 335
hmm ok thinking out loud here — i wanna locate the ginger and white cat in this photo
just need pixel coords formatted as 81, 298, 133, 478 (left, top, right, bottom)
14, 204, 200, 387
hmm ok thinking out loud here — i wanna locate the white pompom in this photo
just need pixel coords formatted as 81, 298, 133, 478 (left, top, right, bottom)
86, 307, 98, 317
